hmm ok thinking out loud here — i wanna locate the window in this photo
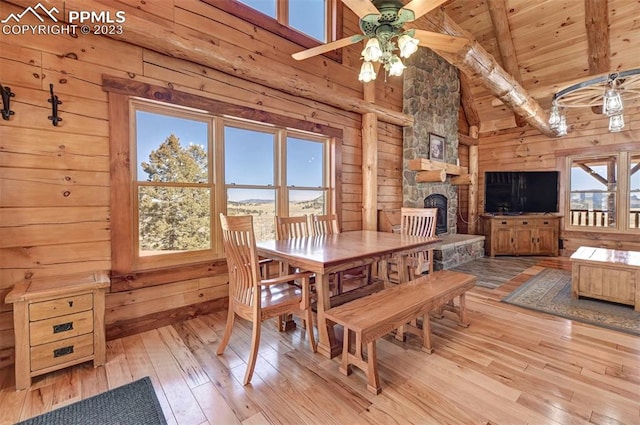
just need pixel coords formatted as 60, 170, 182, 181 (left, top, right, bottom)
128, 100, 333, 270
132, 103, 215, 268
107, 78, 341, 274
630, 153, 640, 228
566, 151, 639, 232
237, 0, 329, 42
224, 124, 329, 241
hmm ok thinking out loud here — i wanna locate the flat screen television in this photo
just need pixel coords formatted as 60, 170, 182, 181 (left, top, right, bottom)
484, 171, 559, 214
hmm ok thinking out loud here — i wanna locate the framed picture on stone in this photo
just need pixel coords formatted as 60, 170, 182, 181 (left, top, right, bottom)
429, 133, 445, 162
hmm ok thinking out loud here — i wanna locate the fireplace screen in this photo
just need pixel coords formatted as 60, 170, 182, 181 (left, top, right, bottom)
424, 194, 447, 234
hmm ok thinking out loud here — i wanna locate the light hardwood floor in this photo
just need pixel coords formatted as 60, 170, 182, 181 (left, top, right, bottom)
1, 258, 639, 425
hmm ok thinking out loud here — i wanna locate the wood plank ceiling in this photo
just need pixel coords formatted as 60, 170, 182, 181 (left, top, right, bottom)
441, 0, 640, 134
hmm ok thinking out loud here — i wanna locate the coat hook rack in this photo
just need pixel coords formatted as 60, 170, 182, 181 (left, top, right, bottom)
47, 83, 62, 126
1, 83, 15, 121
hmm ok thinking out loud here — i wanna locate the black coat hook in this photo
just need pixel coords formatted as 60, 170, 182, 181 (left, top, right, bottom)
1, 84, 15, 120
48, 83, 62, 126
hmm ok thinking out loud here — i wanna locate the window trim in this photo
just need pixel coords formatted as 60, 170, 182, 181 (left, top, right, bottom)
105, 76, 342, 274
563, 148, 640, 234
209, 0, 344, 63
131, 100, 217, 270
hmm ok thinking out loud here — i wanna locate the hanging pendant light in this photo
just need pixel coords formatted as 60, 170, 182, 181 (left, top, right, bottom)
608, 113, 625, 132
603, 84, 624, 117
548, 102, 561, 129
549, 69, 640, 137
557, 114, 568, 136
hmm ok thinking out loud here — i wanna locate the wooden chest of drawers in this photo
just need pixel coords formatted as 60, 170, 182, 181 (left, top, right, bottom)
5, 271, 110, 390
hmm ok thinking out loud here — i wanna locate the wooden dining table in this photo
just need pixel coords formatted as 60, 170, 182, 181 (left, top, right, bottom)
256, 230, 440, 358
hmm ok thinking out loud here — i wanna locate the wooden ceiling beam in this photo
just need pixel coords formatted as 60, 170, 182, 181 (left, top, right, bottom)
585, 0, 610, 75
492, 0, 610, 110
458, 132, 479, 146
459, 73, 480, 128
487, 0, 527, 127
585, 0, 610, 114
416, 9, 557, 137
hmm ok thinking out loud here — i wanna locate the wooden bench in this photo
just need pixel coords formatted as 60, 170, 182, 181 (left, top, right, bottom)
324, 270, 476, 394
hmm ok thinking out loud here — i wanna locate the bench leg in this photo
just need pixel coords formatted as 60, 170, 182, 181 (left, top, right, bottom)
421, 314, 433, 354
458, 293, 470, 328
395, 324, 406, 342
339, 329, 352, 376
366, 341, 381, 395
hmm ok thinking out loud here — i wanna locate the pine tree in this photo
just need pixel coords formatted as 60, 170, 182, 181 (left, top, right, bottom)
138, 134, 210, 252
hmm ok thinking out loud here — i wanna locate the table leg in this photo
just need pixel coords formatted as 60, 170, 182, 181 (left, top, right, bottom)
315, 272, 340, 358
398, 255, 409, 283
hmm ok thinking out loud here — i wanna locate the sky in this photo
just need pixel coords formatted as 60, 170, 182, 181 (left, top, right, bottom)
136, 111, 324, 202
238, 0, 326, 42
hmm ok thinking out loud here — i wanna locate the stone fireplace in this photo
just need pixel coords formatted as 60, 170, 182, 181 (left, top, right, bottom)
401, 49, 485, 270
402, 48, 459, 235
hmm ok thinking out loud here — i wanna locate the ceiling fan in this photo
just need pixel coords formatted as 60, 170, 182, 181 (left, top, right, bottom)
292, 0, 468, 82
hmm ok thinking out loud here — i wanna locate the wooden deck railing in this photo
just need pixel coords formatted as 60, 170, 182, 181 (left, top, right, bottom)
569, 209, 640, 228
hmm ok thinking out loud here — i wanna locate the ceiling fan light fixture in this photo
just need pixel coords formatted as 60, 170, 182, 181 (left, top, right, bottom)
387, 55, 405, 76
398, 34, 419, 58
362, 38, 383, 62
358, 61, 377, 82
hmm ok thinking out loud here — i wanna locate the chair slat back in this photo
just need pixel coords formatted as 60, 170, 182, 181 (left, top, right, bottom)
310, 214, 340, 236
220, 214, 260, 307
275, 215, 310, 240
400, 208, 437, 238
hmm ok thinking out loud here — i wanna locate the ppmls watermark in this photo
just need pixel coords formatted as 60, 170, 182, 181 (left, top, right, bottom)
1, 3, 126, 36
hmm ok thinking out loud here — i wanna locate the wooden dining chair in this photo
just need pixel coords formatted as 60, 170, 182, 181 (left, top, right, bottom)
385, 207, 438, 284
309, 214, 371, 293
275, 215, 310, 239
276, 215, 339, 297
309, 213, 340, 236
217, 214, 317, 385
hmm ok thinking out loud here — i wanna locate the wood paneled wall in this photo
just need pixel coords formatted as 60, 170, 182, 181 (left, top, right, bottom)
476, 104, 640, 254
0, 0, 403, 367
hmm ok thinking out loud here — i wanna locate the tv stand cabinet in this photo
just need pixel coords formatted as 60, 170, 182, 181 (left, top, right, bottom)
480, 214, 560, 257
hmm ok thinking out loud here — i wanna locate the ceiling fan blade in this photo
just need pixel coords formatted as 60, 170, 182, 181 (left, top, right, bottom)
292, 36, 361, 61
341, 0, 380, 19
413, 30, 468, 53
400, 0, 448, 21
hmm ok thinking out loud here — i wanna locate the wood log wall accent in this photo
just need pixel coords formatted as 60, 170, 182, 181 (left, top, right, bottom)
477, 107, 640, 252
362, 81, 378, 230
5, 0, 413, 127
417, 9, 557, 137
0, 0, 404, 366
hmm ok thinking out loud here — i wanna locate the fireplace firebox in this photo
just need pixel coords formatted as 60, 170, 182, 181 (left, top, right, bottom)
424, 194, 447, 235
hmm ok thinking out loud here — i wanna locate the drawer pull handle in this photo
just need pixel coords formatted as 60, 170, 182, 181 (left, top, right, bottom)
53, 345, 74, 358
53, 322, 73, 334
522, 221, 528, 225
501, 221, 507, 224
68, 301, 74, 308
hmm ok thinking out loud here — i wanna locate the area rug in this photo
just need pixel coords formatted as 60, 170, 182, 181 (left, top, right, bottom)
17, 376, 167, 425
502, 268, 640, 336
